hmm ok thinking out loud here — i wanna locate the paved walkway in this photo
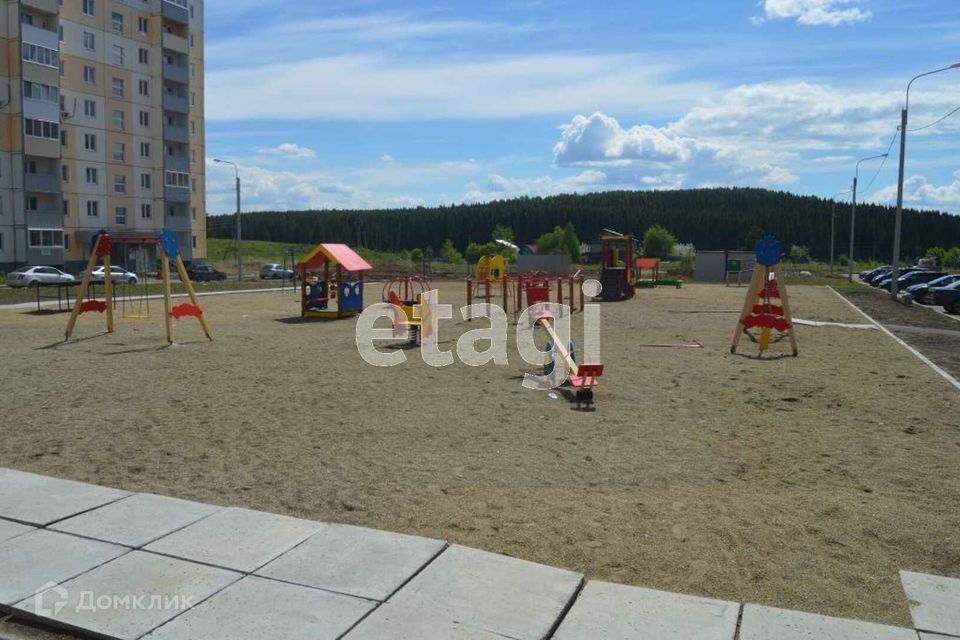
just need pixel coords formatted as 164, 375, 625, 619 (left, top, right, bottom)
0, 467, 957, 640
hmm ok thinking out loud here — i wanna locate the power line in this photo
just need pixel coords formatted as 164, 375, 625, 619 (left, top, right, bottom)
861, 127, 900, 193
909, 104, 960, 132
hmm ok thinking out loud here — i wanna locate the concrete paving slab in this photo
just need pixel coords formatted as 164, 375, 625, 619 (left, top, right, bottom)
142, 575, 375, 640
385, 544, 583, 640
0, 530, 127, 607
918, 634, 957, 640
50, 493, 222, 549
343, 601, 509, 640
143, 507, 323, 573
14, 550, 240, 640
0, 468, 130, 526
552, 580, 740, 640
901, 570, 960, 636
256, 523, 445, 601
739, 604, 918, 640
0, 518, 35, 543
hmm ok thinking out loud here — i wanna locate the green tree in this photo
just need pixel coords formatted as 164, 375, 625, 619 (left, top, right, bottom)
562, 222, 581, 261
789, 245, 811, 263
535, 226, 565, 256
642, 224, 677, 259
492, 224, 514, 243
441, 239, 465, 264
926, 246, 948, 266
945, 247, 960, 269
410, 248, 424, 263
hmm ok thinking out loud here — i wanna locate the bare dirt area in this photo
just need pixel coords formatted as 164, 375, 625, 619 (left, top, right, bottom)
1, 283, 958, 627
835, 283, 960, 379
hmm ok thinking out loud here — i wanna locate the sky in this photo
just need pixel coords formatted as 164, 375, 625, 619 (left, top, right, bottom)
202, 0, 960, 217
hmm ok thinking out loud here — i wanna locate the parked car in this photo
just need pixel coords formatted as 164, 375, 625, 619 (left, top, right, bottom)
5, 266, 75, 288
926, 280, 960, 313
90, 266, 139, 284
869, 267, 923, 286
860, 266, 891, 281
186, 265, 227, 282
259, 263, 295, 280
878, 270, 945, 292
906, 274, 960, 303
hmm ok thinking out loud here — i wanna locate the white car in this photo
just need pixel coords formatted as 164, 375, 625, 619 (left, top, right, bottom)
5, 266, 76, 287
90, 266, 139, 284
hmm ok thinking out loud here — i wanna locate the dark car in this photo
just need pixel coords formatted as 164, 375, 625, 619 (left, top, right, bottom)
927, 280, 960, 313
186, 265, 227, 282
860, 266, 891, 281
869, 267, 923, 287
906, 274, 960, 303
878, 270, 945, 292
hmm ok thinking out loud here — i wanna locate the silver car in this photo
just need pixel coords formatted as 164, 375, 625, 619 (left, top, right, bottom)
259, 263, 295, 279
90, 266, 139, 284
5, 266, 76, 287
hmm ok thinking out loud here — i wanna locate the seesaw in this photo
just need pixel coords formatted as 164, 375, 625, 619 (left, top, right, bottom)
527, 284, 603, 409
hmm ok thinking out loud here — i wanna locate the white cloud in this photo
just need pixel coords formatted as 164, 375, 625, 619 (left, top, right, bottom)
206, 53, 711, 121
460, 170, 609, 204
257, 143, 317, 159
872, 171, 960, 209
752, 0, 872, 26
206, 159, 357, 213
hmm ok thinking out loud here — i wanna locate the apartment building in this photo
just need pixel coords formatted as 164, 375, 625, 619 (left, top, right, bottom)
0, 0, 205, 274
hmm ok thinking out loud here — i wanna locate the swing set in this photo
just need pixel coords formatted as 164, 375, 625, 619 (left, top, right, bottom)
64, 229, 212, 344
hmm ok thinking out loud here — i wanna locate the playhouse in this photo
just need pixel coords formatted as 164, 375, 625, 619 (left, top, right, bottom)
296, 243, 372, 319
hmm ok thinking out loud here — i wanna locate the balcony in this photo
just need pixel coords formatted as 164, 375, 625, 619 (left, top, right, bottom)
164, 155, 189, 173
21, 23, 59, 50
28, 208, 63, 228
24, 136, 60, 159
164, 186, 191, 203
22, 0, 59, 15
162, 0, 189, 24
162, 62, 189, 84
25, 172, 62, 194
162, 32, 189, 55
164, 124, 189, 143
162, 93, 189, 114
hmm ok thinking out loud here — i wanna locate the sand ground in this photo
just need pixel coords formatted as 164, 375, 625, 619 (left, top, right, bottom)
1, 282, 958, 627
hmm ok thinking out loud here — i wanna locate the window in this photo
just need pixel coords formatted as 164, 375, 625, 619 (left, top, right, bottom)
190, 148, 196, 164
26, 196, 38, 211
23, 81, 59, 104
84, 99, 96, 117
21, 13, 33, 26
86, 201, 99, 217
111, 11, 123, 33
83, 66, 95, 84
138, 79, 149, 96
64, 233, 69, 250
63, 199, 69, 217
112, 78, 124, 97
111, 45, 123, 66
139, 110, 149, 127
113, 142, 125, 161
190, 120, 196, 135
138, 48, 148, 65
140, 203, 151, 219
82, 0, 94, 16
190, 92, 195, 106
25, 160, 37, 174
28, 229, 64, 248
192, 235, 196, 249
85, 167, 98, 184
140, 142, 150, 157
21, 43, 59, 68
83, 133, 97, 151
164, 171, 190, 188
140, 173, 151, 189
60, 129, 67, 147
114, 175, 126, 194
83, 32, 95, 51
61, 164, 69, 182
24, 118, 60, 140
112, 109, 124, 130
115, 207, 126, 225
0, 232, 3, 251
191, 207, 197, 220
59, 25, 63, 42
191, 178, 196, 193
138, 17, 148, 34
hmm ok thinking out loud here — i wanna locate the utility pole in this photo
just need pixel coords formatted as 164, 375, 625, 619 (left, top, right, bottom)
830, 190, 850, 274
214, 159, 241, 281
849, 155, 887, 282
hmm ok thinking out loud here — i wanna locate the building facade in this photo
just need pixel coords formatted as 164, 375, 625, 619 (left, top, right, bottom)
0, 0, 205, 274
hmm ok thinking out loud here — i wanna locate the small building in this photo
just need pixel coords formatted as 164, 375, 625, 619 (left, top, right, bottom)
694, 250, 757, 283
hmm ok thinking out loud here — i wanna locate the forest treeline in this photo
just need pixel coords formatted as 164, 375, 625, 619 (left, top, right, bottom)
208, 188, 960, 261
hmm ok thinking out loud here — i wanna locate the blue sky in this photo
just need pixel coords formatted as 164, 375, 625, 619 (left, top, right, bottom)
203, 0, 960, 215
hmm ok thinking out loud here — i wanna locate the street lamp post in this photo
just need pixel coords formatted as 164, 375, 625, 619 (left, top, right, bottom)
849, 154, 887, 282
890, 62, 960, 297
830, 189, 851, 274
213, 159, 241, 282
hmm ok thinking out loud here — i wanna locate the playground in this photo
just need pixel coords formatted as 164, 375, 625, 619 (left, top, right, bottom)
1, 280, 958, 629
